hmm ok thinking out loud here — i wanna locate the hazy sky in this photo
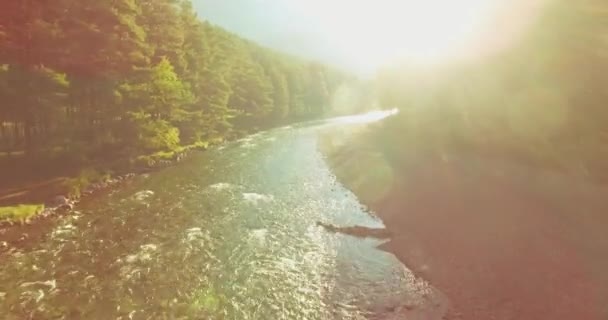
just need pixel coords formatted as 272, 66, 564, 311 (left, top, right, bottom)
191, 0, 340, 64
191, 0, 541, 74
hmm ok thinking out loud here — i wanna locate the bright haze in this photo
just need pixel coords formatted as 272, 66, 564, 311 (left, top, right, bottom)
193, 0, 543, 74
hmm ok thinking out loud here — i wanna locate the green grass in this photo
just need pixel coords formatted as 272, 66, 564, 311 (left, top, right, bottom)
62, 168, 112, 198
0, 204, 45, 224
134, 141, 211, 168
150, 150, 176, 160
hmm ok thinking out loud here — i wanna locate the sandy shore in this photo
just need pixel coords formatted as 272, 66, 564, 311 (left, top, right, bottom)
319, 129, 608, 319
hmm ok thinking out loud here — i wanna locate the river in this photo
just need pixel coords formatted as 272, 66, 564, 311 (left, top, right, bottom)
0, 112, 441, 319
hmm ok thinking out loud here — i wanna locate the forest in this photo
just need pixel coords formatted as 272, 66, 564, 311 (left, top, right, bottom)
0, 0, 351, 167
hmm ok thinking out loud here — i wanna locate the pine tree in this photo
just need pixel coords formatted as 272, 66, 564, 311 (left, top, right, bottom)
138, 0, 187, 76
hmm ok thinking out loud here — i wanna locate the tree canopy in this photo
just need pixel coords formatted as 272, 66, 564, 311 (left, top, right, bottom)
0, 0, 351, 159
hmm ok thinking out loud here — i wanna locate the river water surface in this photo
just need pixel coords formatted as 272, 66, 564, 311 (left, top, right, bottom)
0, 114, 440, 319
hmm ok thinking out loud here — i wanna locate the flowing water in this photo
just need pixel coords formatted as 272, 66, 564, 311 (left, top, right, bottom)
0, 113, 440, 319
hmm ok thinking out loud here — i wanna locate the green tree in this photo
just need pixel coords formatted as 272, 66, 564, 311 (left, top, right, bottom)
268, 67, 290, 122
0, 65, 69, 152
0, 0, 353, 165
138, 0, 186, 76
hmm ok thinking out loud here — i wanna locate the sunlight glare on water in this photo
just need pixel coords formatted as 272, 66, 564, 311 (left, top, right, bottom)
330, 109, 399, 125
0, 118, 442, 319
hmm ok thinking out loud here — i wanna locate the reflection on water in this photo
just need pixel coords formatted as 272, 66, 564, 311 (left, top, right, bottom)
329, 109, 399, 125
0, 118, 436, 319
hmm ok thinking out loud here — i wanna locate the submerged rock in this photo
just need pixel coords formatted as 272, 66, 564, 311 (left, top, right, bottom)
242, 193, 274, 205
185, 227, 207, 243
123, 244, 158, 265
208, 183, 232, 191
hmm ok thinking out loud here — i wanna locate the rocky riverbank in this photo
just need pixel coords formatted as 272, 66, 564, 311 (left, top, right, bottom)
0, 148, 205, 254
0, 146, 202, 229
0, 173, 135, 228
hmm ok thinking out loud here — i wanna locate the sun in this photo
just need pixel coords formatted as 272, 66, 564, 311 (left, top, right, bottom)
288, 0, 504, 72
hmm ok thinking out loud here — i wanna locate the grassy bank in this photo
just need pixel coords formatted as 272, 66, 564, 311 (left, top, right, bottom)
0, 120, 297, 224
0, 141, 214, 215
0, 204, 45, 225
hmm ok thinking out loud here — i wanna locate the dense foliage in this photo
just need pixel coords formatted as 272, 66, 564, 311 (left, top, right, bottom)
375, 0, 608, 179
0, 0, 349, 160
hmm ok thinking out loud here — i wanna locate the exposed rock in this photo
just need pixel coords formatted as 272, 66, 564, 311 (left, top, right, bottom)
58, 202, 74, 211
49, 195, 70, 207
159, 160, 172, 167
2, 171, 139, 231
316, 222, 392, 239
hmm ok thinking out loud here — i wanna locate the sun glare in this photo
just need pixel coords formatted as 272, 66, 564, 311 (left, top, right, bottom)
331, 108, 400, 125
289, 0, 505, 72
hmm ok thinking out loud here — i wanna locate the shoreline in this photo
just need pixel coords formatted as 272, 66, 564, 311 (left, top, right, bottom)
0, 145, 207, 253
0, 116, 331, 230
0, 143, 206, 231
0, 173, 136, 228
318, 126, 608, 320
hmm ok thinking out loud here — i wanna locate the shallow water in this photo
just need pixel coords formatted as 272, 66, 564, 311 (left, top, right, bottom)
0, 116, 437, 319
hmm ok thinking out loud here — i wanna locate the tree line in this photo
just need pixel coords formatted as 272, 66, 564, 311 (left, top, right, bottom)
0, 0, 350, 161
